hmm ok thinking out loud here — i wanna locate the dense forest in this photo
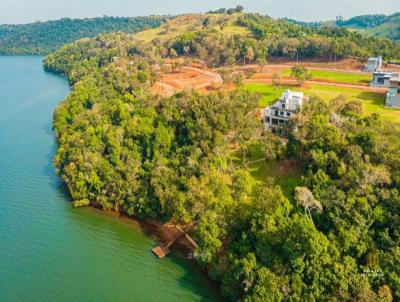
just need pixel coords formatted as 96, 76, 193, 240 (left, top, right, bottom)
289, 12, 400, 42
336, 13, 400, 42
161, 13, 400, 65
0, 16, 168, 55
44, 12, 400, 299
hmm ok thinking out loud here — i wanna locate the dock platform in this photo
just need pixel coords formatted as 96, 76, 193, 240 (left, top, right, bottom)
152, 245, 170, 259
151, 221, 199, 259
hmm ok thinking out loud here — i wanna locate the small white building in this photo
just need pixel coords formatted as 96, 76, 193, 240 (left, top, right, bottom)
366, 56, 383, 73
264, 90, 304, 134
386, 73, 400, 108
370, 71, 393, 88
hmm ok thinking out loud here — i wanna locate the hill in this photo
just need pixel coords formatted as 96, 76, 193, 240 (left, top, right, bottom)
133, 13, 252, 43
289, 13, 400, 42
0, 16, 169, 55
140, 12, 400, 63
350, 13, 400, 41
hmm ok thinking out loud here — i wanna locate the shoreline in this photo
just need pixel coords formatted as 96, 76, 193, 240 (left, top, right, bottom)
87, 202, 196, 254
76, 203, 223, 297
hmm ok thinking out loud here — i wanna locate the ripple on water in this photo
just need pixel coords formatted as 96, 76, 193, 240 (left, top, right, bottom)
0, 56, 221, 302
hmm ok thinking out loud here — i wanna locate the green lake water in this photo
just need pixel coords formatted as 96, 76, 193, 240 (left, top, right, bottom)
0, 56, 220, 302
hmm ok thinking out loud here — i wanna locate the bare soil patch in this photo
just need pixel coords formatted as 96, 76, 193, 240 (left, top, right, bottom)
152, 66, 223, 97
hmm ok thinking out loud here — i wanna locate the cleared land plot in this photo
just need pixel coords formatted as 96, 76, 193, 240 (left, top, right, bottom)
245, 83, 400, 122
152, 66, 223, 97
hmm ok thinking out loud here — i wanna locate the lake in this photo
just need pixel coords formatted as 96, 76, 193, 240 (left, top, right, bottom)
0, 56, 219, 302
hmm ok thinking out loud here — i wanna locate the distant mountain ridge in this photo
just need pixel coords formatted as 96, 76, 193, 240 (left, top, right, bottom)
0, 16, 169, 55
287, 12, 400, 41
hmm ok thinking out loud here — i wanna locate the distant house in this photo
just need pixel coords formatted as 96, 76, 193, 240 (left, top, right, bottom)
370, 71, 393, 88
386, 73, 400, 108
264, 90, 304, 134
366, 56, 383, 73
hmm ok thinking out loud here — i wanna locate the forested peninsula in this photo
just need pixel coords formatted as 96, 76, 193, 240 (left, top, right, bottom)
0, 16, 168, 55
44, 12, 400, 301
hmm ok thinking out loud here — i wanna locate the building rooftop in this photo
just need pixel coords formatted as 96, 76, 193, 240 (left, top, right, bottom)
373, 71, 393, 77
268, 90, 304, 112
390, 73, 400, 82
281, 90, 304, 100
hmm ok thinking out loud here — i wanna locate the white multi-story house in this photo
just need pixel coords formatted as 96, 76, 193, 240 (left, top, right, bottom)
366, 56, 383, 73
264, 90, 304, 134
386, 73, 400, 108
370, 71, 393, 88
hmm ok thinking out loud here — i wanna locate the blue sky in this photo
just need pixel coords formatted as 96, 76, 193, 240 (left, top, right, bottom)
0, 0, 399, 24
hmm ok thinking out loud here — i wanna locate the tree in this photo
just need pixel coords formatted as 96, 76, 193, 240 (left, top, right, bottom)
169, 48, 178, 58
245, 47, 255, 64
246, 267, 282, 302
272, 72, 282, 89
256, 57, 267, 72
183, 46, 190, 56
232, 169, 251, 202
291, 65, 311, 86
220, 68, 234, 87
136, 70, 148, 83
378, 285, 393, 302
294, 186, 323, 221
233, 72, 245, 86
202, 17, 210, 28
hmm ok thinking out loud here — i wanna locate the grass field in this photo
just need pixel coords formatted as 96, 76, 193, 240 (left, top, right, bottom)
134, 13, 251, 43
245, 82, 400, 122
231, 148, 302, 200
247, 159, 302, 199
281, 68, 371, 85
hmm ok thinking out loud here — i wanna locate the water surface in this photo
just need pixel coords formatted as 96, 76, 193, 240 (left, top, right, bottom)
0, 56, 219, 302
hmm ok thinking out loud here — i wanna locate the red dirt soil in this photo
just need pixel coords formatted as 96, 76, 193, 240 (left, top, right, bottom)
150, 57, 399, 97
151, 66, 223, 97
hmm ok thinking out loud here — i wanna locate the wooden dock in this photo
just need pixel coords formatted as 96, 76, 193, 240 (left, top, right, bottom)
152, 222, 198, 259
152, 245, 170, 259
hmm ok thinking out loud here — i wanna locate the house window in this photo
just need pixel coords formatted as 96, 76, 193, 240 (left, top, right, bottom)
265, 117, 271, 123
287, 112, 291, 117
282, 103, 286, 109
275, 110, 279, 116
271, 118, 278, 125
280, 111, 284, 116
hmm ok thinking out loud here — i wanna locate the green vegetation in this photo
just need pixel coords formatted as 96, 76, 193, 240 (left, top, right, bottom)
0, 16, 168, 55
245, 82, 400, 121
133, 13, 252, 43
336, 13, 400, 41
133, 12, 400, 65
206, 6, 244, 15
43, 10, 400, 301
234, 14, 400, 61
289, 12, 400, 42
281, 68, 372, 85
290, 65, 312, 86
